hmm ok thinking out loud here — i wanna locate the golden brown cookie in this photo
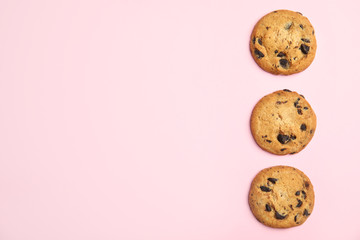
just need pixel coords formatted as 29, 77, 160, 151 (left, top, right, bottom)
250, 10, 317, 75
250, 89, 316, 155
249, 166, 315, 228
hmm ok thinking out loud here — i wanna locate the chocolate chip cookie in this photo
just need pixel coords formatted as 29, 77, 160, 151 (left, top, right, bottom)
250, 89, 316, 155
250, 10, 316, 75
249, 165, 315, 228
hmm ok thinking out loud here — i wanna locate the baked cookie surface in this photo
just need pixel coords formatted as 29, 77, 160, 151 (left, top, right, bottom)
250, 10, 316, 75
250, 89, 316, 155
249, 165, 315, 228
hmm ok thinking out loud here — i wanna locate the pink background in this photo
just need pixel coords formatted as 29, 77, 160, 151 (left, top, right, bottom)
1, 0, 359, 239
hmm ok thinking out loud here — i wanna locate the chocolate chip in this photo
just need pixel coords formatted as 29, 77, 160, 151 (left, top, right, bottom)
275, 211, 287, 220
258, 39, 262, 45
280, 148, 286, 151
260, 186, 271, 192
290, 152, 297, 154
304, 181, 310, 188
312, 30, 314, 35
254, 48, 264, 59
310, 130, 313, 134
303, 209, 310, 216
300, 44, 310, 54
274, 50, 278, 54
267, 178, 278, 184
297, 12, 303, 15
277, 134, 290, 144
283, 89, 292, 92
290, 135, 296, 140
300, 124, 307, 131
279, 59, 289, 69
285, 22, 293, 30
302, 191, 307, 199
266, 140, 272, 143
300, 94, 305, 99
300, 24, 304, 29
265, 204, 271, 212
262, 135, 267, 138
290, 204, 294, 210
296, 199, 303, 208
301, 38, 310, 43
294, 99, 299, 107
294, 215, 298, 222
277, 52, 286, 57
252, 37, 255, 44
266, 26, 269, 30
295, 191, 300, 196
304, 107, 309, 110
297, 109, 303, 115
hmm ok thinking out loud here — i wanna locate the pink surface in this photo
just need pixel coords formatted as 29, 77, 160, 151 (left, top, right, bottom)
0, 0, 359, 239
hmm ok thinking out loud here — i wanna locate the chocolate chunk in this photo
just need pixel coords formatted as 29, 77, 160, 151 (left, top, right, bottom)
275, 211, 287, 220
280, 148, 286, 151
265, 204, 271, 212
283, 89, 292, 92
300, 24, 304, 29
295, 191, 300, 196
279, 59, 289, 69
302, 191, 307, 199
297, 109, 303, 115
267, 178, 278, 184
296, 199, 303, 208
277, 134, 290, 144
252, 37, 255, 44
254, 48, 264, 59
300, 44, 310, 54
285, 22, 293, 30
274, 50, 278, 54
260, 186, 271, 192
258, 39, 262, 45
266, 140, 272, 143
301, 38, 310, 43
303, 209, 310, 216
304, 107, 309, 110
300, 124, 307, 131
277, 52, 286, 57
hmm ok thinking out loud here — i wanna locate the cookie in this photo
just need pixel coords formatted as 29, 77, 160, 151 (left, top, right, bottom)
250, 10, 317, 75
250, 89, 316, 155
249, 165, 315, 228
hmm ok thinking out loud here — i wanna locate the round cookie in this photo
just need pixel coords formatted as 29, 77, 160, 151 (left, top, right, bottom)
250, 89, 316, 155
250, 10, 317, 75
249, 166, 315, 228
